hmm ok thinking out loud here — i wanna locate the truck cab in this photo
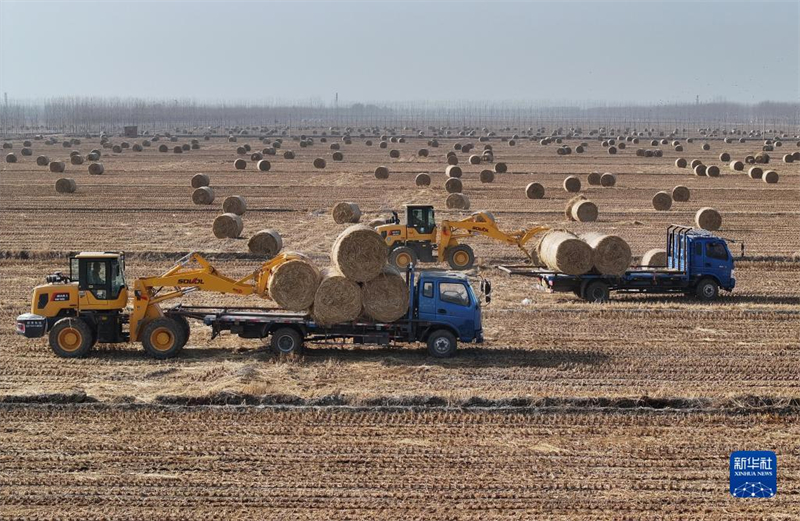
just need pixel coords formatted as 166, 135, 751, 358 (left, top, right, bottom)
668, 226, 735, 295
415, 270, 482, 343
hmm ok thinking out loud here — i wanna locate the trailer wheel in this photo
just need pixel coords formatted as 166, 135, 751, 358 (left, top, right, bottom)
446, 244, 475, 270
270, 327, 303, 356
584, 281, 610, 303
427, 329, 457, 358
49, 317, 94, 358
695, 278, 719, 301
141, 317, 186, 359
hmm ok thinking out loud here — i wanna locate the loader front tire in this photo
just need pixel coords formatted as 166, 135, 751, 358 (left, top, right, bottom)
142, 317, 186, 359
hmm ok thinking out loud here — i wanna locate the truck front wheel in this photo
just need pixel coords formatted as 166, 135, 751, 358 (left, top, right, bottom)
695, 278, 719, 301
427, 329, 457, 358
270, 327, 304, 356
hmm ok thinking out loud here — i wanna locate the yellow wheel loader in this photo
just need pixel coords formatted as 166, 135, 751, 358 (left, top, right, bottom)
15, 251, 300, 359
376, 205, 549, 270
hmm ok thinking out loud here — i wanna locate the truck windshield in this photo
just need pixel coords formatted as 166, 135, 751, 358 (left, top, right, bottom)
440, 282, 470, 306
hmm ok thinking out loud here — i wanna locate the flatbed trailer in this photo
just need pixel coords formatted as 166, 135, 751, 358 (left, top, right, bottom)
499, 226, 736, 302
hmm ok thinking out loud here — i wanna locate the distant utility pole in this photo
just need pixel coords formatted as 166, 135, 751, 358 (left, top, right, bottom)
2, 92, 7, 136
696, 95, 699, 105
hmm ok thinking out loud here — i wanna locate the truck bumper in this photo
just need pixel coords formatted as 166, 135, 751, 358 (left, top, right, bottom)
475, 330, 484, 343
16, 313, 48, 338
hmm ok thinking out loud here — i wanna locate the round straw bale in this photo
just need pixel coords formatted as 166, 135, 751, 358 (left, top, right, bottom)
494, 162, 508, 173
379, 141, 388, 149
563, 175, 581, 192
695, 207, 722, 231
587, 172, 602, 185
445, 165, 462, 178
361, 265, 409, 323
675, 158, 687, 168
374, 166, 389, 179
525, 182, 545, 199
748, 166, 763, 179
87, 162, 104, 175
247, 229, 283, 257
730, 160, 744, 171
571, 200, 598, 222
21, 147, 32, 156
313, 158, 326, 169
783, 154, 794, 163
236, 146, 247, 155
607, 146, 617, 154
690, 159, 702, 169
702, 143, 710, 150
192, 187, 215, 205
600, 173, 616, 187
174, 145, 185, 153
70, 155, 84, 165
479, 169, 495, 183
745, 155, 755, 164
672, 185, 690, 202
254, 159, 271, 172
268, 255, 320, 311
251, 152, 263, 161
389, 149, 400, 158
55, 178, 77, 194
332, 151, 344, 161
581, 232, 631, 276
642, 248, 667, 267
36, 155, 49, 166
233, 158, 247, 170
537, 229, 594, 275
469, 154, 481, 165
49, 161, 66, 173
792, 151, 800, 160
447, 154, 458, 166
674, 145, 684, 152
86, 152, 99, 161
446, 193, 471, 210
693, 164, 707, 176
445, 177, 463, 193
158, 144, 168, 152
415, 173, 431, 186
418, 148, 429, 157
283, 151, 295, 159
331, 224, 388, 283
132, 144, 143, 152
332, 202, 362, 224
368, 218, 388, 228
652, 191, 672, 211
222, 195, 247, 215
212, 213, 243, 238
263, 147, 276, 155
763, 170, 779, 184
719, 152, 731, 161
312, 267, 363, 325
706, 165, 720, 177
565, 194, 586, 220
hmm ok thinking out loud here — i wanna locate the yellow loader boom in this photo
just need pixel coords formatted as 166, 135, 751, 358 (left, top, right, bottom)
129, 251, 300, 343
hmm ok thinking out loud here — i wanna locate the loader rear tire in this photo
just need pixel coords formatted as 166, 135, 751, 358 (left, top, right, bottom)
49, 317, 94, 358
141, 317, 186, 359
270, 327, 304, 356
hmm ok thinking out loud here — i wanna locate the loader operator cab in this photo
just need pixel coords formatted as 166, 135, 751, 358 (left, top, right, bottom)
406, 205, 436, 235
71, 252, 127, 301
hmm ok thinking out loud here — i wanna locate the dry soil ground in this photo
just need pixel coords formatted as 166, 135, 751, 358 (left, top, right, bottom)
1, 130, 798, 518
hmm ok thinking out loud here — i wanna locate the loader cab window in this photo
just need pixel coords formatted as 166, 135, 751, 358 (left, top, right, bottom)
706, 242, 729, 261
85, 261, 108, 299
70, 258, 79, 282
110, 258, 126, 298
408, 207, 435, 235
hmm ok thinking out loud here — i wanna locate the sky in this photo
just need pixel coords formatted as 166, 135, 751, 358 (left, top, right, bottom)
0, 0, 798, 105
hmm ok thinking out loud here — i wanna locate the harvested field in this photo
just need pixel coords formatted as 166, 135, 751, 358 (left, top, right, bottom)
1, 130, 798, 520
0, 405, 798, 520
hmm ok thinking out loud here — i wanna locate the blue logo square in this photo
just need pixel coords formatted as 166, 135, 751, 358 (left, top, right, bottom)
730, 451, 777, 498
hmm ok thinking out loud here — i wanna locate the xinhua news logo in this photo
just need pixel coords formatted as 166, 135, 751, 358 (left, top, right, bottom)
730, 451, 777, 498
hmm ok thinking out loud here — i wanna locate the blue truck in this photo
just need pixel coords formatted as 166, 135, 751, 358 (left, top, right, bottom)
499, 226, 736, 302
170, 267, 486, 358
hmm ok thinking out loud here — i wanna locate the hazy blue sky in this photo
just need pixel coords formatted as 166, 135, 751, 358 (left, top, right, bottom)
0, 0, 797, 104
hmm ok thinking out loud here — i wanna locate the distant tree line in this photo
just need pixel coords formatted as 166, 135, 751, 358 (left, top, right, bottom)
1, 97, 797, 135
